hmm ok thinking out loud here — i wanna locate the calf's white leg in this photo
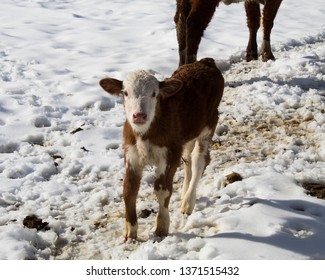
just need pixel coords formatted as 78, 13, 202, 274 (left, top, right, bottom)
181, 140, 195, 200
154, 188, 171, 237
181, 130, 211, 214
154, 161, 178, 237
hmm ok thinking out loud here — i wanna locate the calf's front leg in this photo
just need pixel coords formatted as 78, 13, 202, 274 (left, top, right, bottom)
154, 163, 178, 237
123, 166, 142, 240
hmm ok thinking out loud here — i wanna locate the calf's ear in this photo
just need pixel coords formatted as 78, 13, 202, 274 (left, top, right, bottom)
159, 79, 183, 99
99, 78, 123, 95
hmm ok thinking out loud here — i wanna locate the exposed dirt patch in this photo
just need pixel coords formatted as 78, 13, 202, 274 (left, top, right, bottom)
23, 215, 50, 231
302, 182, 325, 199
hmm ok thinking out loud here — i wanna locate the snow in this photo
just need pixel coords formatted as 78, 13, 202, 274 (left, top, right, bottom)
0, 0, 324, 260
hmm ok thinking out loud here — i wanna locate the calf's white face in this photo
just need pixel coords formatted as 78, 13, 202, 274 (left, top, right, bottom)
122, 71, 159, 135
100, 70, 183, 135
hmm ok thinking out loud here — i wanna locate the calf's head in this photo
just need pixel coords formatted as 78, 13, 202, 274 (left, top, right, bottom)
100, 70, 183, 135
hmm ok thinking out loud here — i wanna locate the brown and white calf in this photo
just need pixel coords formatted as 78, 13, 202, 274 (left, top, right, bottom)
100, 58, 224, 240
174, 0, 282, 65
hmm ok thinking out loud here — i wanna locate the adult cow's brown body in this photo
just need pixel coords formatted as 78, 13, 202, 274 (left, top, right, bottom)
100, 58, 224, 240
174, 0, 282, 65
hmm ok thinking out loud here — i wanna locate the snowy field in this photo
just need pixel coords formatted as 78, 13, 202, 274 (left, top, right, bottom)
0, 0, 324, 260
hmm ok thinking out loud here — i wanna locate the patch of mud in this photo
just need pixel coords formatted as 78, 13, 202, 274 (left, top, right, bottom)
302, 182, 325, 199
212, 112, 316, 169
211, 44, 324, 172
23, 215, 50, 231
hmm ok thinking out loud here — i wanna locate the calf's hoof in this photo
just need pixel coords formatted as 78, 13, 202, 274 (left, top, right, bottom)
180, 197, 196, 215
124, 233, 137, 243
124, 222, 138, 241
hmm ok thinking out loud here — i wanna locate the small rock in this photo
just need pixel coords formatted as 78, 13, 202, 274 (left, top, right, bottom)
225, 172, 243, 185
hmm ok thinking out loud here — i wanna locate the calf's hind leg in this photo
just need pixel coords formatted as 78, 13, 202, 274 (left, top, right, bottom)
181, 132, 211, 215
181, 140, 195, 200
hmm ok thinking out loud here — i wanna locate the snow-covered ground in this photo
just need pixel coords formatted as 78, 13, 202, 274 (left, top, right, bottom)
0, 0, 324, 260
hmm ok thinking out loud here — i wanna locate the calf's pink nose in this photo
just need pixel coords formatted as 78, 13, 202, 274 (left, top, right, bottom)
133, 112, 147, 123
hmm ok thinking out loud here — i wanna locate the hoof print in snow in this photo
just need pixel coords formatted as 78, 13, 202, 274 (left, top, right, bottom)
0, 142, 19, 153
94, 221, 107, 229
106, 143, 120, 150
23, 215, 50, 231
225, 172, 243, 185
34, 116, 51, 128
24, 134, 45, 146
289, 203, 306, 212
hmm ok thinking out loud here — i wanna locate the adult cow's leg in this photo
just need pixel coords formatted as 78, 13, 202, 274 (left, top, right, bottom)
261, 0, 282, 61
154, 162, 178, 237
245, 1, 261, 61
123, 166, 142, 240
185, 0, 219, 64
175, 0, 191, 66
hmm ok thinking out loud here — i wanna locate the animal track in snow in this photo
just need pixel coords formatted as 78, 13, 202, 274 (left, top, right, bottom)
0, 142, 20, 153
34, 116, 52, 128
282, 223, 314, 239
289, 202, 323, 218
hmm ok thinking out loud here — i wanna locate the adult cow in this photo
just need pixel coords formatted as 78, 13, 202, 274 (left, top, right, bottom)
174, 0, 282, 65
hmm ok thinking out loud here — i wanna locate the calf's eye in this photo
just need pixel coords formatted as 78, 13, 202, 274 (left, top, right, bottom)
124, 91, 128, 97
152, 92, 156, 98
